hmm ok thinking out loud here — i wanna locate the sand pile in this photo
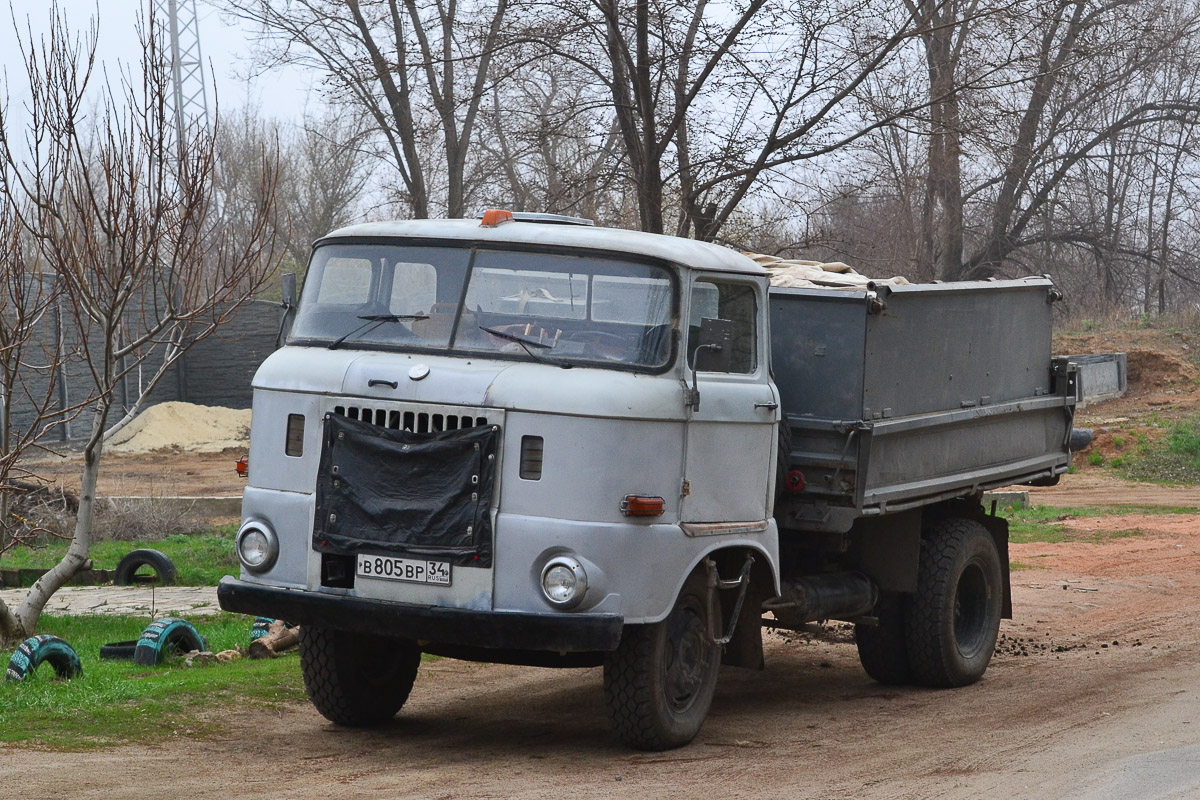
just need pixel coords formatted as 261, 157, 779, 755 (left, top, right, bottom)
107, 401, 252, 454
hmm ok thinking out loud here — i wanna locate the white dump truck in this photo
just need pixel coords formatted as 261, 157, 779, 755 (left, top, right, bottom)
218, 210, 1077, 750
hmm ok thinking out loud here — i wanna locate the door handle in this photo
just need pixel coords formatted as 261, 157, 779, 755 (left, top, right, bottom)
368, 379, 398, 389
754, 402, 778, 410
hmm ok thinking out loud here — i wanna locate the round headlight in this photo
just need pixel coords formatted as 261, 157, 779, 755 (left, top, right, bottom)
236, 521, 279, 573
540, 556, 587, 609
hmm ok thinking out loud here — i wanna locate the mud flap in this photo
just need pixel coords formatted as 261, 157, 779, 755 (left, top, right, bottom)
978, 514, 1012, 619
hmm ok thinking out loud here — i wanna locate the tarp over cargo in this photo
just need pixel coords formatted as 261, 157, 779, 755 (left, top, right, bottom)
746, 253, 910, 290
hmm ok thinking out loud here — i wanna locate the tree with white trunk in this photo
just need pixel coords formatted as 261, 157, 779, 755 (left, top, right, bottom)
0, 4, 281, 647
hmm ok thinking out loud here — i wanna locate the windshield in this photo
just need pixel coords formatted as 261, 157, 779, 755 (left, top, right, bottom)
290, 242, 677, 370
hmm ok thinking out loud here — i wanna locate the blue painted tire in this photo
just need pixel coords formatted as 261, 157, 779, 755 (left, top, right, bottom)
6, 635, 83, 682
132, 618, 207, 666
250, 617, 276, 640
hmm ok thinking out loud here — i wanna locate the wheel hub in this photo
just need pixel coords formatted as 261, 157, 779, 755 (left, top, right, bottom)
664, 603, 711, 711
954, 560, 990, 656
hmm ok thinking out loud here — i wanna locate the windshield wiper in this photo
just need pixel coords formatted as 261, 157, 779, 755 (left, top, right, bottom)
478, 324, 571, 368
478, 324, 552, 349
328, 313, 428, 350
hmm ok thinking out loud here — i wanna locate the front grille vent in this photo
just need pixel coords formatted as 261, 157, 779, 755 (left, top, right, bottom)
333, 405, 488, 434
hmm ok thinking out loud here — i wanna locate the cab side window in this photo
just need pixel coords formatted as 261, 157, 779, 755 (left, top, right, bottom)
689, 280, 757, 373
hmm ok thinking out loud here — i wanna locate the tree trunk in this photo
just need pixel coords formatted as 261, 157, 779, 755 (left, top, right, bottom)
248, 621, 301, 659
0, 403, 108, 648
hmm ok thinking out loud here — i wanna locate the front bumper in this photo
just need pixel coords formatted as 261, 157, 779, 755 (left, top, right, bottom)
217, 577, 624, 652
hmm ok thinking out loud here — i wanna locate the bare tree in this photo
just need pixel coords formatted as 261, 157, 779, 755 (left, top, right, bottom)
220, 0, 511, 219
0, 4, 280, 646
473, 59, 629, 223
531, 0, 935, 241
904, 0, 1200, 280
215, 105, 369, 272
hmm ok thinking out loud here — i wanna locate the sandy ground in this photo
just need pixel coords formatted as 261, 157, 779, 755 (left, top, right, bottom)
26, 448, 248, 498
2, 500, 1199, 798
1024, 472, 1200, 508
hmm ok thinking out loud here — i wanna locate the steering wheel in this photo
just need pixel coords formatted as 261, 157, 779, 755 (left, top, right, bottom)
563, 330, 630, 359
563, 330, 628, 346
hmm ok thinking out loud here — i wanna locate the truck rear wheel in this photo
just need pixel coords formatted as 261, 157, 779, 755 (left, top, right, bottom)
299, 625, 421, 726
854, 591, 913, 685
603, 571, 720, 750
905, 518, 1002, 687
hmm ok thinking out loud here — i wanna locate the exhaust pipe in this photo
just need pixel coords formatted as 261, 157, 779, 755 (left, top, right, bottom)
764, 571, 878, 628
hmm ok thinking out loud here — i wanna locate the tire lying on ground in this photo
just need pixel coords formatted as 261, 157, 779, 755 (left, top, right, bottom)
251, 617, 283, 640
6, 635, 83, 682
99, 640, 139, 661
114, 548, 177, 586
132, 618, 208, 666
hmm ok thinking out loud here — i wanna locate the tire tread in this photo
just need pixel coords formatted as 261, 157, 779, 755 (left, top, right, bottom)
299, 626, 419, 727
603, 624, 667, 750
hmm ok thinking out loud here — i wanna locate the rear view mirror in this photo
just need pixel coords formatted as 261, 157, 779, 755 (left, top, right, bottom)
281, 272, 297, 309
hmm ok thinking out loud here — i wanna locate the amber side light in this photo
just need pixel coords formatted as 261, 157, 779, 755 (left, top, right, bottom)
621, 495, 665, 517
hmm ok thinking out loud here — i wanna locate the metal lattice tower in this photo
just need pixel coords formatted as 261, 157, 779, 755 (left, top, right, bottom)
152, 0, 210, 139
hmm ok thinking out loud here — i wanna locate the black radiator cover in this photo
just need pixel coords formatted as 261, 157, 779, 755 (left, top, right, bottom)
312, 413, 498, 567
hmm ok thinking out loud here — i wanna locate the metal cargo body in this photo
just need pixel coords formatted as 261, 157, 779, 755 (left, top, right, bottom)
770, 277, 1074, 532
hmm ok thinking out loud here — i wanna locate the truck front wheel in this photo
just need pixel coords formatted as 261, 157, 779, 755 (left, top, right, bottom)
603, 571, 720, 750
299, 625, 421, 726
905, 518, 1003, 687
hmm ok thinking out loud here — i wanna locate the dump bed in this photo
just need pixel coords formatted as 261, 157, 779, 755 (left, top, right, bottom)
769, 277, 1075, 533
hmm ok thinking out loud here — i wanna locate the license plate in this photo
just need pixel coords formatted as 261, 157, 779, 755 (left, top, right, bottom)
356, 554, 452, 586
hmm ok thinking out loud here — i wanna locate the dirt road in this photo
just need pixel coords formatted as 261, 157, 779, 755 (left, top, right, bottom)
4, 507, 1199, 799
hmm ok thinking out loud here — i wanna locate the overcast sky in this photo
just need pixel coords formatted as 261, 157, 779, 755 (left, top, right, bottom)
2, 0, 314, 132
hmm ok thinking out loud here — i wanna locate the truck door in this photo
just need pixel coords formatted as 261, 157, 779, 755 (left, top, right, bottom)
682, 275, 778, 524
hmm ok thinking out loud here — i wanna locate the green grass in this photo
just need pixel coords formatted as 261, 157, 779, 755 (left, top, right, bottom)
1167, 415, 1200, 466
1001, 504, 1195, 544
1117, 416, 1200, 483
0, 523, 238, 586
0, 613, 306, 749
